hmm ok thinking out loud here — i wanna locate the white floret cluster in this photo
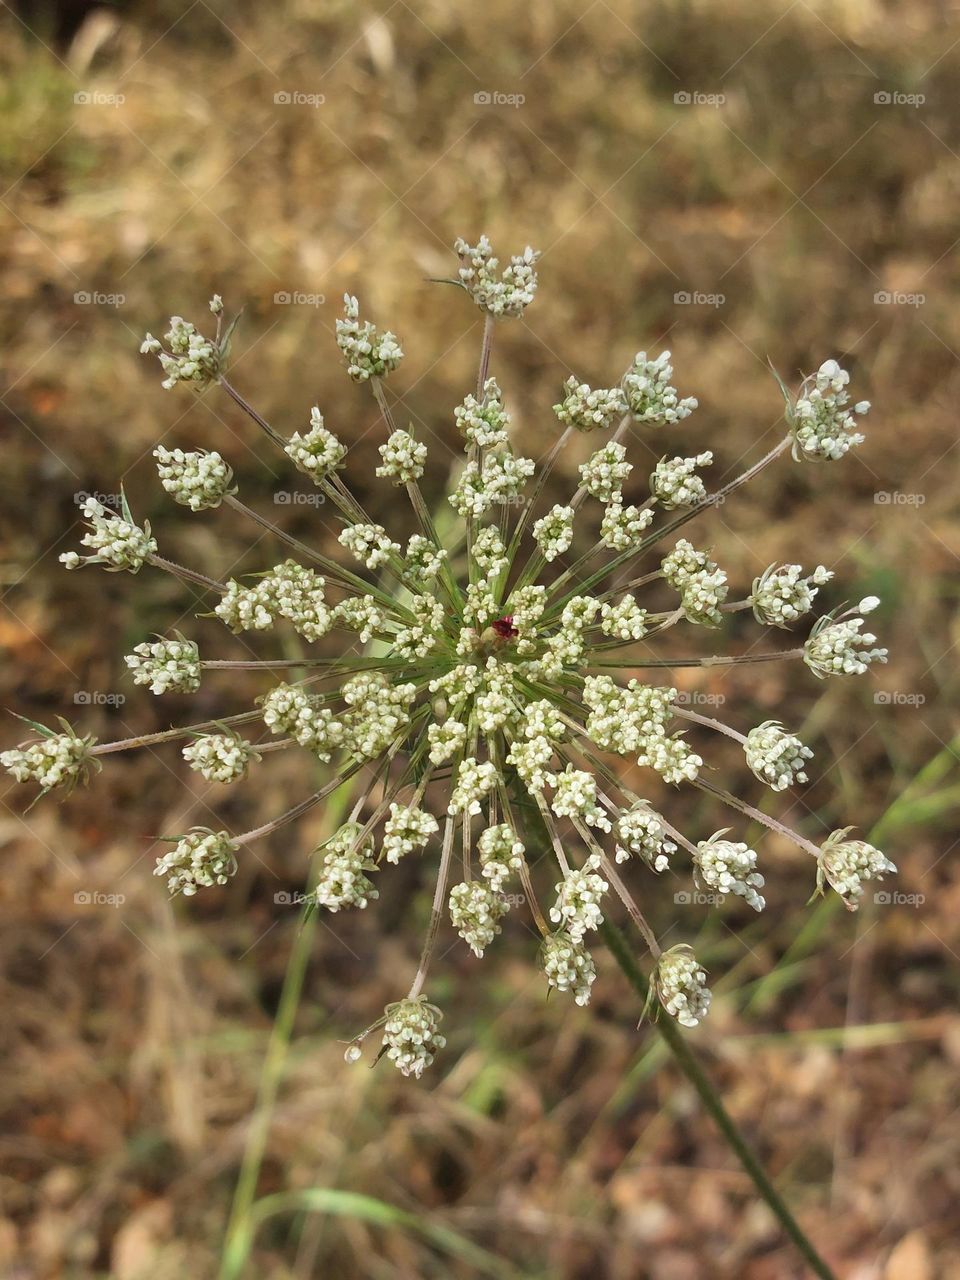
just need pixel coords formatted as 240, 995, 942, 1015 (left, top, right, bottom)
7, 238, 897, 1078
154, 446, 236, 510
125, 635, 201, 696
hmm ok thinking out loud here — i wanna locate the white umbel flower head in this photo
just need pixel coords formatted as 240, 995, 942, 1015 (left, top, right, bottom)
60, 495, 156, 574
155, 827, 238, 896
449, 757, 498, 815
751, 562, 833, 628
478, 824, 524, 892
449, 879, 508, 956
125, 634, 201, 696
804, 600, 888, 678
540, 930, 597, 1005
579, 441, 632, 502
655, 945, 712, 1028
549, 853, 609, 942
600, 500, 654, 550
339, 523, 400, 570
455, 235, 540, 317
377, 429, 427, 484
285, 409, 347, 483
260, 684, 344, 759
744, 721, 812, 791
661, 539, 728, 626
141, 310, 222, 390
695, 831, 766, 911
382, 803, 439, 864
1, 721, 98, 795
154, 446, 236, 510
533, 504, 575, 562
622, 351, 697, 425
650, 452, 713, 509
336, 294, 403, 382
182, 732, 259, 783
381, 996, 446, 1077
314, 824, 378, 911
615, 802, 676, 870
553, 375, 625, 433
455, 378, 510, 448
791, 359, 869, 461
816, 827, 896, 909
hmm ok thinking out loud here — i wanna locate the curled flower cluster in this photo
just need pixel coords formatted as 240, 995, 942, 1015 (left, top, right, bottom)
7, 235, 895, 1078
154, 446, 236, 511
791, 359, 870, 461
182, 732, 259, 783
156, 828, 238, 896
817, 827, 897, 907
125, 635, 201, 696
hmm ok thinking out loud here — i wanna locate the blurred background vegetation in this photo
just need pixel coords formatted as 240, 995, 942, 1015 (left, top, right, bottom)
1, 0, 959, 1276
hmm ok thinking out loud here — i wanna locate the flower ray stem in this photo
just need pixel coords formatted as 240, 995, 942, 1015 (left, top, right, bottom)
408, 813, 457, 1000
147, 553, 226, 594
600, 918, 836, 1280
220, 376, 288, 449
694, 778, 823, 860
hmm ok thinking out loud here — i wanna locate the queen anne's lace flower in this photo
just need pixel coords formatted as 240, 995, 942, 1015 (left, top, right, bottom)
455, 379, 510, 449
695, 832, 766, 911
155, 827, 238, 896
381, 997, 446, 1078
61, 496, 156, 574
744, 721, 812, 790
382, 804, 439, 864
751, 562, 833, 628
600, 500, 653, 550
580, 442, 632, 502
655, 946, 712, 1028
616, 802, 676, 870
285, 409, 348, 483
377, 429, 427, 484
154, 446, 236, 510
336, 294, 403, 381
182, 732, 259, 783
533, 504, 575, 562
9, 240, 894, 1077
817, 827, 896, 908
549, 854, 609, 942
541, 930, 597, 1005
650, 452, 713, 508
450, 879, 508, 956
455, 236, 540, 317
1, 722, 98, 795
125, 635, 201, 695
804, 599, 888, 678
314, 824, 379, 911
791, 360, 869, 462
478, 824, 524, 892
553, 376, 625, 433
622, 351, 697, 425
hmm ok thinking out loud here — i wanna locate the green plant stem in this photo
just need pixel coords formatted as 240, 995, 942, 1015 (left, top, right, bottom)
218, 778, 355, 1280
600, 918, 836, 1280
